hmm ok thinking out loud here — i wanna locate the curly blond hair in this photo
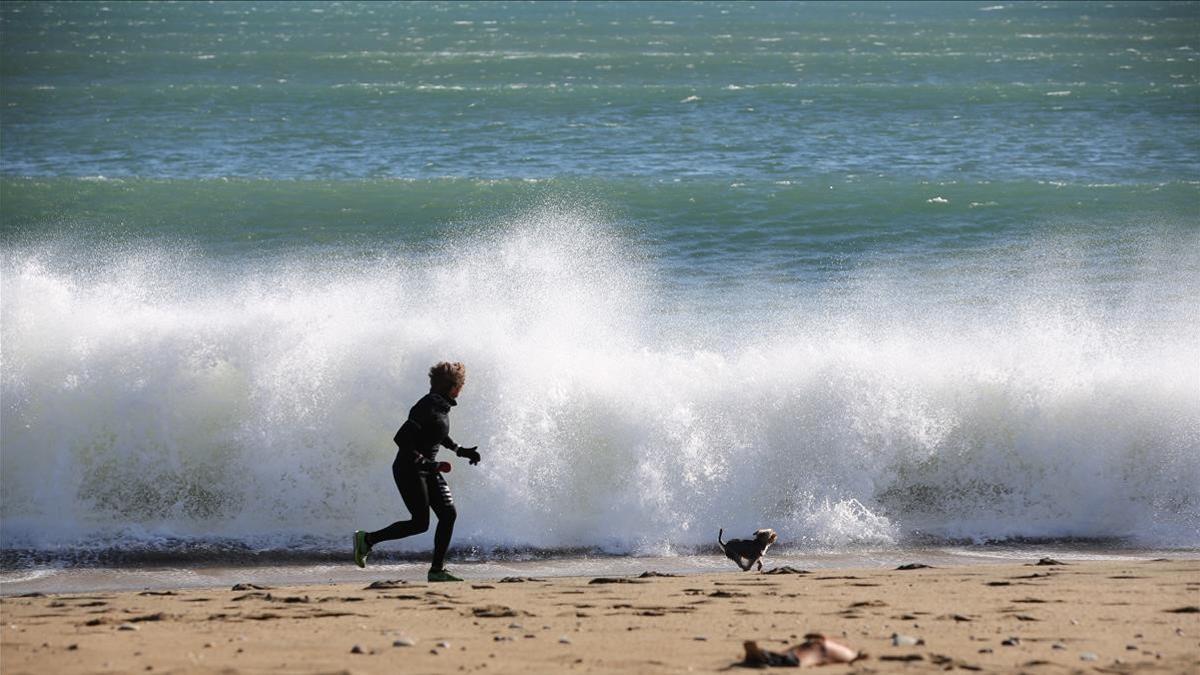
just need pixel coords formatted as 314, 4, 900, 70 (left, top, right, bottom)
429, 361, 467, 395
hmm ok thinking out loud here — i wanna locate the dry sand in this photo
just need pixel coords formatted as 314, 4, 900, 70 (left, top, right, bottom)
2, 559, 1197, 674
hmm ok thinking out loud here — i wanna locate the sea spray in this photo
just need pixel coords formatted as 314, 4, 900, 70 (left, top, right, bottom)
2, 208, 1198, 556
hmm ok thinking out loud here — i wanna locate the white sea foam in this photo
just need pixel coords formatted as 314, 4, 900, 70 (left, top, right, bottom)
1, 206, 1198, 554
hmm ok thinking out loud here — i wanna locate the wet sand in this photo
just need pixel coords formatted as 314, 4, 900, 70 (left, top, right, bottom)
2, 558, 1197, 674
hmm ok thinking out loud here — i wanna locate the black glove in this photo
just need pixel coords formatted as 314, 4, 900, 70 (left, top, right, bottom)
455, 446, 481, 465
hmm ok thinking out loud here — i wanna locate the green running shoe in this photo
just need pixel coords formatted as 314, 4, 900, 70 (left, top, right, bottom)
353, 530, 370, 568
427, 568, 462, 582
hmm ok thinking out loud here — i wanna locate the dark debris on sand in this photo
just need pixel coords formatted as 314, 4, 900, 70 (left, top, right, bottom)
880, 654, 925, 662
364, 580, 408, 590
473, 604, 521, 618
763, 566, 809, 575
128, 612, 170, 622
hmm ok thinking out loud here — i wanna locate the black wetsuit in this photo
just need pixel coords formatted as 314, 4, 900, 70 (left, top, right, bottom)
364, 391, 462, 569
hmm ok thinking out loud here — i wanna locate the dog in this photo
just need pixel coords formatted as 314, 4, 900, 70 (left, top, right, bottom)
718, 528, 777, 571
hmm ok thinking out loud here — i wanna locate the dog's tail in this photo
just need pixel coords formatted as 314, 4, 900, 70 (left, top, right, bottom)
718, 528, 726, 552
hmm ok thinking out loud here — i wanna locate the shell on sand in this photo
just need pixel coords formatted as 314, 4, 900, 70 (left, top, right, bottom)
742, 633, 863, 667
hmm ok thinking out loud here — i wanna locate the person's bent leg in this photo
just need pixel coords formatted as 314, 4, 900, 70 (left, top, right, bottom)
365, 467, 431, 547
427, 474, 460, 580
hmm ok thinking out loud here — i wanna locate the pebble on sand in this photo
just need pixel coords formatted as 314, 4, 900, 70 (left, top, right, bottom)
892, 633, 924, 647
350, 645, 364, 654
393, 638, 415, 647
1080, 652, 1099, 661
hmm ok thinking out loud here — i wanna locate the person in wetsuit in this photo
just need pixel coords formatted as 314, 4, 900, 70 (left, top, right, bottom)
353, 361, 481, 582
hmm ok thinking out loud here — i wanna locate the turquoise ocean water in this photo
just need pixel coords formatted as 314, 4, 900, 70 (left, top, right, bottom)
2, 2, 1198, 569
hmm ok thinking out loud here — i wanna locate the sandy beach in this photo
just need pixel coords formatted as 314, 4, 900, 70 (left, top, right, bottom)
2, 558, 1196, 674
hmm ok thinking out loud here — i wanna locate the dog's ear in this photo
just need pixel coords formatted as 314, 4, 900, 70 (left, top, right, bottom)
753, 529, 778, 544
